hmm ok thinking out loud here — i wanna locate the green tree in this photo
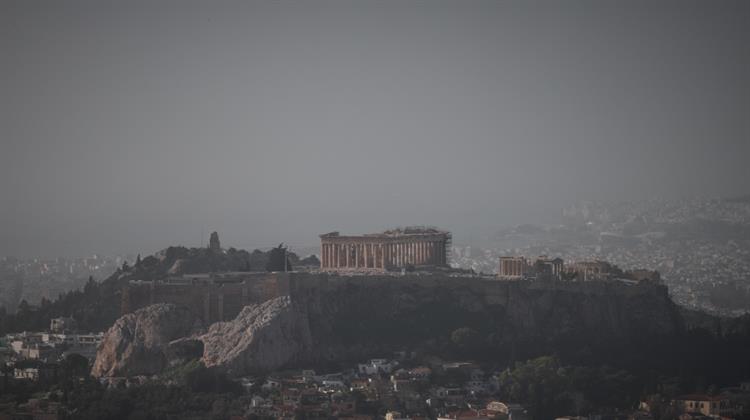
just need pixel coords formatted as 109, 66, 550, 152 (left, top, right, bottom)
265, 244, 292, 272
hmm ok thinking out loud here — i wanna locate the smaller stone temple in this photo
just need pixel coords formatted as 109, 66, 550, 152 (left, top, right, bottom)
319, 227, 451, 271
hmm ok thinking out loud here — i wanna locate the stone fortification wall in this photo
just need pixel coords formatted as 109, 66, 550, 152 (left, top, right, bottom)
109, 271, 681, 376
122, 272, 290, 324
122, 271, 674, 337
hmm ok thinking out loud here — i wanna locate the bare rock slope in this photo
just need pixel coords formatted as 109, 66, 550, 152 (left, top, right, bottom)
91, 303, 196, 377
200, 296, 313, 375
93, 276, 683, 378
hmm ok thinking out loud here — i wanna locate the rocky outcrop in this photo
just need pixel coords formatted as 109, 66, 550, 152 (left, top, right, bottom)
95, 274, 685, 378
92, 304, 196, 377
199, 296, 313, 375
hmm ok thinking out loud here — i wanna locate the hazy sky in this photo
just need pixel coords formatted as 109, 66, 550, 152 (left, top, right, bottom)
1, 0, 748, 257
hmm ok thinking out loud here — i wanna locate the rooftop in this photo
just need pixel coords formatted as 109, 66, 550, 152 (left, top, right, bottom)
321, 226, 450, 238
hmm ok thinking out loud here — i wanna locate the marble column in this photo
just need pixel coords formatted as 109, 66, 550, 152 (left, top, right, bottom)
380, 244, 384, 268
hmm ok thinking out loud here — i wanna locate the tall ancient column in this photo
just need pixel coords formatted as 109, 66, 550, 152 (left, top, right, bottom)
380, 243, 384, 268
364, 243, 369, 268
393, 243, 397, 267
354, 243, 362, 268
385, 243, 389, 267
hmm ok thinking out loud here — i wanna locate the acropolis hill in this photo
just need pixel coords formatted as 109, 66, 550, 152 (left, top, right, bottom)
123, 270, 676, 326
95, 228, 682, 375
107, 271, 681, 376
122, 228, 665, 326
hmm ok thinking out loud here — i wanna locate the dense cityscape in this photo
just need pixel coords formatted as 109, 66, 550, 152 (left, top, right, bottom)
453, 196, 750, 317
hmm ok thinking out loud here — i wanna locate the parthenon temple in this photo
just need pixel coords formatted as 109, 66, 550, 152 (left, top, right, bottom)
319, 227, 451, 271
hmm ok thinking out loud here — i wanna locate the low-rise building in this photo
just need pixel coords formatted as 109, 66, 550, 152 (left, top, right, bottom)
672, 394, 733, 418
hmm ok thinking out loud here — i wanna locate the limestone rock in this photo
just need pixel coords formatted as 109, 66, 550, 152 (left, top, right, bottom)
200, 296, 312, 375
92, 304, 195, 377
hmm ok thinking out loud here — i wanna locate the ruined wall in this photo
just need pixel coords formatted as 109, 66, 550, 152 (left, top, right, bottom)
122, 273, 290, 325
122, 271, 678, 346
116, 271, 682, 371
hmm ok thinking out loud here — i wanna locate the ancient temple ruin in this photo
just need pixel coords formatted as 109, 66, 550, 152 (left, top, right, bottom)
319, 227, 451, 271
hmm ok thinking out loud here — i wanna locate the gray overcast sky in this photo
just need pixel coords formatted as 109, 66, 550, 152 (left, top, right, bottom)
1, 0, 748, 257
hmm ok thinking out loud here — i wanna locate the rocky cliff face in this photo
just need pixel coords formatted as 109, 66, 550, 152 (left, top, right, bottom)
91, 304, 197, 377
200, 296, 313, 375
94, 275, 684, 378
288, 276, 683, 361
